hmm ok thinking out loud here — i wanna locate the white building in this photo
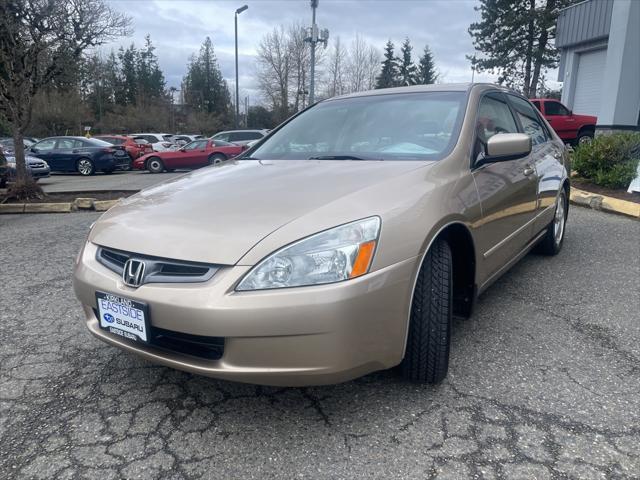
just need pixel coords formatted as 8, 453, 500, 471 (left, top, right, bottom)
556, 0, 640, 133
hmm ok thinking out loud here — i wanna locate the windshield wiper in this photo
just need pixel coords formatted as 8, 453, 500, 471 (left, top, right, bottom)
308, 155, 375, 160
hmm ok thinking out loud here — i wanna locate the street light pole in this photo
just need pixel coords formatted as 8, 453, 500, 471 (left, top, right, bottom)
234, 5, 248, 129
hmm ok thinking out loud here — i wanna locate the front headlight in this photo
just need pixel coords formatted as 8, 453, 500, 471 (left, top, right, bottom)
236, 216, 381, 291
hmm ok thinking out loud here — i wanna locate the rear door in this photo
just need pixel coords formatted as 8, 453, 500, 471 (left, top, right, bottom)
542, 100, 575, 141
472, 92, 539, 286
508, 95, 565, 234
52, 138, 84, 172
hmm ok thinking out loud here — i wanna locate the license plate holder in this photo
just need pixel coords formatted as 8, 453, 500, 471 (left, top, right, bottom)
96, 291, 150, 343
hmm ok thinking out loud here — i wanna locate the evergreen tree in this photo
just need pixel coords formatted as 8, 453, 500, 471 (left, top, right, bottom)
182, 37, 231, 117
375, 40, 399, 89
468, 0, 576, 96
118, 44, 138, 106
417, 45, 438, 85
137, 34, 166, 106
398, 38, 418, 86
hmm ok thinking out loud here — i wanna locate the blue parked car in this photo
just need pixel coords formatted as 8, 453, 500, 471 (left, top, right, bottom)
27, 136, 130, 175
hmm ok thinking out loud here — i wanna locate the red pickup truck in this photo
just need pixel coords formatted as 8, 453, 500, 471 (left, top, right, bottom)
531, 99, 597, 146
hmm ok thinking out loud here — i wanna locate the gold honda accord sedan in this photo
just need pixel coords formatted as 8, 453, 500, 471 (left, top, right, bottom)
73, 83, 569, 386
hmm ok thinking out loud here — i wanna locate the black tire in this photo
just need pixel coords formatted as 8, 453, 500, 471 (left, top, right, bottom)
146, 157, 164, 173
401, 238, 453, 383
534, 189, 568, 256
575, 130, 593, 147
208, 153, 226, 165
76, 157, 95, 176
0, 176, 7, 188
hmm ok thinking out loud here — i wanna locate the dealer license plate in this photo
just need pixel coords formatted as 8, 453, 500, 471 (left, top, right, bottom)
96, 291, 149, 342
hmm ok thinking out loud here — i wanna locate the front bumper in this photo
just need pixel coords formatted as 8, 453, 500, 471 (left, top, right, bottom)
73, 242, 418, 386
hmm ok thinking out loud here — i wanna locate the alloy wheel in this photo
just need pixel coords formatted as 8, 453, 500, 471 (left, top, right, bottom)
554, 192, 566, 245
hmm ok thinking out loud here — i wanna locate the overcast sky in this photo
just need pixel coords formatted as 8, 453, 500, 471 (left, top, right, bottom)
103, 0, 548, 103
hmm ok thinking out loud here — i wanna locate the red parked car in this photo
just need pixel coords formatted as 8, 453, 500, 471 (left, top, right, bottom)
530, 99, 597, 146
132, 139, 245, 173
95, 135, 154, 160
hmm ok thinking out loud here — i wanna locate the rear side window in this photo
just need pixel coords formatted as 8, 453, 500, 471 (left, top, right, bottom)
162, 135, 173, 142
56, 138, 85, 149
213, 133, 231, 142
544, 101, 570, 116
508, 95, 548, 146
235, 132, 263, 141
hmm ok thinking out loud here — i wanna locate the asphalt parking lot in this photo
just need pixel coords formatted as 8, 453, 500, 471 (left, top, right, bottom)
1, 207, 639, 479
39, 171, 185, 193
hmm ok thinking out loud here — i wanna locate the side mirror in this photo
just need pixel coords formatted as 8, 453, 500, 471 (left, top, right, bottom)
478, 133, 531, 166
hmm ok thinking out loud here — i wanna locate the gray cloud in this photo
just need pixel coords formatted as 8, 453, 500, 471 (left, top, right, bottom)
104, 0, 557, 102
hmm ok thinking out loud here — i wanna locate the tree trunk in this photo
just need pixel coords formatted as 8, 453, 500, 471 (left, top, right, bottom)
12, 122, 29, 182
531, 0, 555, 97
523, 0, 536, 97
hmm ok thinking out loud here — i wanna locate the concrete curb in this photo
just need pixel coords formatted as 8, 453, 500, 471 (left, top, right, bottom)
570, 187, 640, 219
0, 198, 122, 214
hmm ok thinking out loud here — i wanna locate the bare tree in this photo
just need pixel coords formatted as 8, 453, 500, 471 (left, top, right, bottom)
346, 34, 367, 93
288, 23, 310, 112
364, 44, 382, 91
256, 27, 291, 123
325, 36, 346, 98
0, 0, 131, 194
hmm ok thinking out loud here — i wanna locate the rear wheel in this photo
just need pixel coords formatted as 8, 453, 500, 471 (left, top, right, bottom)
147, 157, 164, 173
76, 158, 95, 176
208, 153, 226, 165
401, 238, 453, 383
535, 189, 567, 256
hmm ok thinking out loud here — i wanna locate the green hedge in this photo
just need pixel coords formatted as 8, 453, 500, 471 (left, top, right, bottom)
573, 132, 640, 189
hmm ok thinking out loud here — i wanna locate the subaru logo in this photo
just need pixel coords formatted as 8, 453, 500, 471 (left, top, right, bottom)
123, 259, 146, 288
103, 313, 115, 323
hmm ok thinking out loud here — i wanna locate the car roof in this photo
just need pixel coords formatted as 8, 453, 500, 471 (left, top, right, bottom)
328, 83, 519, 102
214, 129, 266, 134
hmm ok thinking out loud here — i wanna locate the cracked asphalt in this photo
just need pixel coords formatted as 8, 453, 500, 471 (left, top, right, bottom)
1, 207, 639, 479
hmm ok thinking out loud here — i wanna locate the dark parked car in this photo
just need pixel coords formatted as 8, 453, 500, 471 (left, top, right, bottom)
0, 137, 35, 152
27, 137, 130, 175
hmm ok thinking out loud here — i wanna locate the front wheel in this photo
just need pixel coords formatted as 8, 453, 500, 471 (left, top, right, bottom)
575, 131, 593, 147
401, 238, 453, 384
146, 157, 165, 173
77, 158, 95, 176
535, 189, 568, 255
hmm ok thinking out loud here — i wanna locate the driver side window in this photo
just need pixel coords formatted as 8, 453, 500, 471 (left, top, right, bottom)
474, 93, 519, 160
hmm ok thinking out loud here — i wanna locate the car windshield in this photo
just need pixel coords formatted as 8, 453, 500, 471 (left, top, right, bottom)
248, 91, 466, 161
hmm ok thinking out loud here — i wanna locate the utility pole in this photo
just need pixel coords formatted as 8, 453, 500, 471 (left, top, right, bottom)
304, 0, 329, 105
234, 5, 248, 128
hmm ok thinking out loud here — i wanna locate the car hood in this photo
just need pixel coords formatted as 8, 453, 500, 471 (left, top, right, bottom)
573, 113, 597, 123
90, 160, 430, 265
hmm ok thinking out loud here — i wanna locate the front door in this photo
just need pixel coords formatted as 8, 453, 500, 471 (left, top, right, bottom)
472, 92, 539, 287
542, 100, 575, 141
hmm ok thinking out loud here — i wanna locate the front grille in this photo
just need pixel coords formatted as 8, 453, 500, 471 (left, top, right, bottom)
93, 308, 224, 360
29, 162, 46, 168
96, 246, 219, 285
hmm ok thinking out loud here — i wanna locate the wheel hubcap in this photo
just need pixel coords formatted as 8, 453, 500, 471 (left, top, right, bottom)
554, 193, 566, 245
150, 161, 160, 170
579, 135, 592, 145
79, 160, 91, 175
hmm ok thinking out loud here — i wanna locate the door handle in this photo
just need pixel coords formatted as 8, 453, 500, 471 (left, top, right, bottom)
523, 167, 535, 176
